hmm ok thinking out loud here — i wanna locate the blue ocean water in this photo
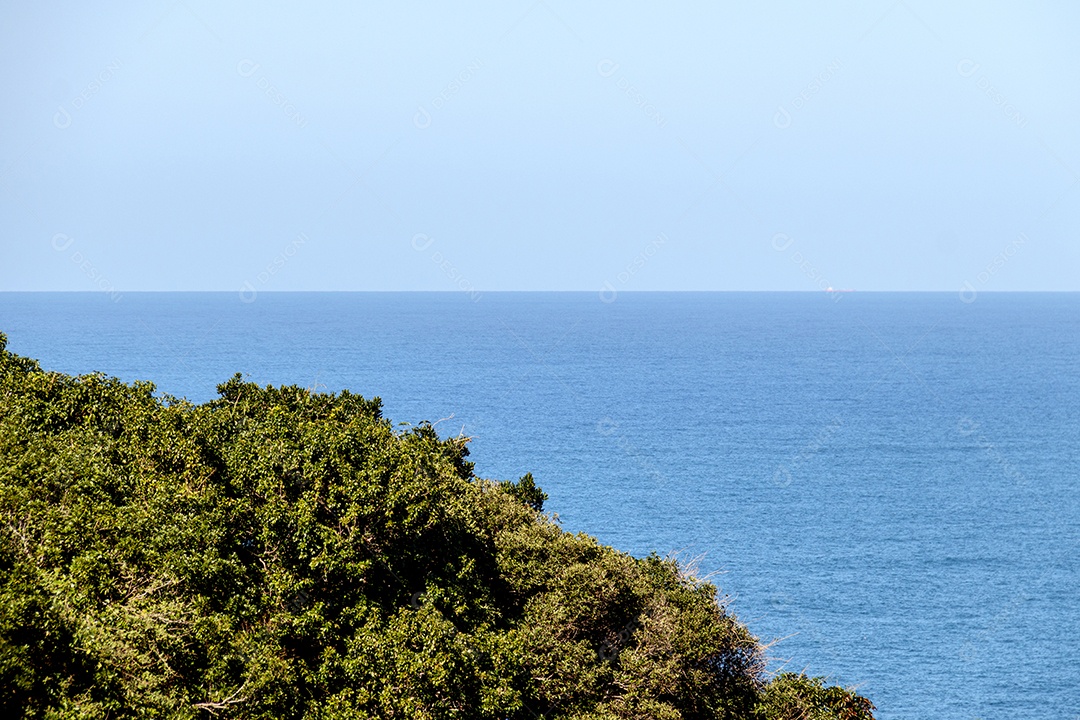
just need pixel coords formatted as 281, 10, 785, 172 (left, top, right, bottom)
1, 291, 1077, 718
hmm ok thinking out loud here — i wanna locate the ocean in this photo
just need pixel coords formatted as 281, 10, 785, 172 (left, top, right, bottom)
1, 291, 1077, 718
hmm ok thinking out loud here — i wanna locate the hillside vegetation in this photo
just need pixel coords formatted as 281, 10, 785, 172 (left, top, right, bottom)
0, 333, 873, 719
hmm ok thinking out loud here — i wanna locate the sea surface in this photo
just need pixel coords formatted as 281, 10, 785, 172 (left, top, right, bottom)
1, 291, 1077, 719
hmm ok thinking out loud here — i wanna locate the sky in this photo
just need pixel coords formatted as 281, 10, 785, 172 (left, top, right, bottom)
1, 1, 1077, 293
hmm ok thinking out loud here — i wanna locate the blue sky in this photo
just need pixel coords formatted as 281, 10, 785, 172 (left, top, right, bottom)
2, 1, 1077, 292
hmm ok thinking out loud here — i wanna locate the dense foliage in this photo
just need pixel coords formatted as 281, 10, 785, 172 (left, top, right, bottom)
0, 333, 874, 719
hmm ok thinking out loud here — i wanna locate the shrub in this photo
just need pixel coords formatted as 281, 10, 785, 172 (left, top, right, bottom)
0, 333, 873, 718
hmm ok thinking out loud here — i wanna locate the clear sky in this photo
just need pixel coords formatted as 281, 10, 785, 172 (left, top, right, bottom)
2, 1, 1077, 292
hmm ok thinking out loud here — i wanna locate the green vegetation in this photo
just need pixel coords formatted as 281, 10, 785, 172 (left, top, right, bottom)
0, 332, 874, 719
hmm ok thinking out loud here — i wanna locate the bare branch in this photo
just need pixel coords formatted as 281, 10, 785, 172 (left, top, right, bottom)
193, 687, 248, 715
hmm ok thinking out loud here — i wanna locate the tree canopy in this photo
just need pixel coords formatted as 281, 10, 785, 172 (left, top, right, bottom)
0, 332, 874, 719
